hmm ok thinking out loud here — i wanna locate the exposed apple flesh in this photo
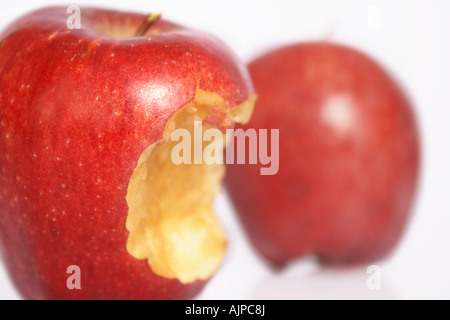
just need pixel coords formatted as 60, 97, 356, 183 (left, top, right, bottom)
0, 6, 255, 299
126, 89, 254, 284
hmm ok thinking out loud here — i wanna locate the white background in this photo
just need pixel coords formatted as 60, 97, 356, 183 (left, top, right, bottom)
1, 0, 449, 300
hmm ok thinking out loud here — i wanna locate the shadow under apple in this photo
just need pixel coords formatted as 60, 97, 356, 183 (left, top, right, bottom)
248, 257, 398, 300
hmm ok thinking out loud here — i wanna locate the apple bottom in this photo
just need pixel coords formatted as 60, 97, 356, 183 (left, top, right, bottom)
0, 89, 255, 300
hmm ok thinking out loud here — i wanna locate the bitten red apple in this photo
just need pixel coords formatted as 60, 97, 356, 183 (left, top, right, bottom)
225, 42, 420, 266
0, 7, 255, 299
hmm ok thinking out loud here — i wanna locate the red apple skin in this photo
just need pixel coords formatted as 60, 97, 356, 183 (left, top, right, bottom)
225, 42, 420, 266
0, 7, 253, 299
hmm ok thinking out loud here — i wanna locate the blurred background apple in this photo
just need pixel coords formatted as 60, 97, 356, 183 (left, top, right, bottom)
1, 0, 449, 299
226, 41, 420, 267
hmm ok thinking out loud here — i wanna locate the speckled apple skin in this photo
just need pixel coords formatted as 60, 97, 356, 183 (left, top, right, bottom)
225, 43, 420, 266
0, 7, 253, 299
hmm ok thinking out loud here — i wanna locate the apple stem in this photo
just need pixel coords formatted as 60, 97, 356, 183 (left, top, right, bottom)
134, 13, 162, 37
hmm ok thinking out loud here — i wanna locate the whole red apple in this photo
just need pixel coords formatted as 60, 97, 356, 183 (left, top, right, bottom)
225, 42, 420, 266
0, 7, 255, 299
